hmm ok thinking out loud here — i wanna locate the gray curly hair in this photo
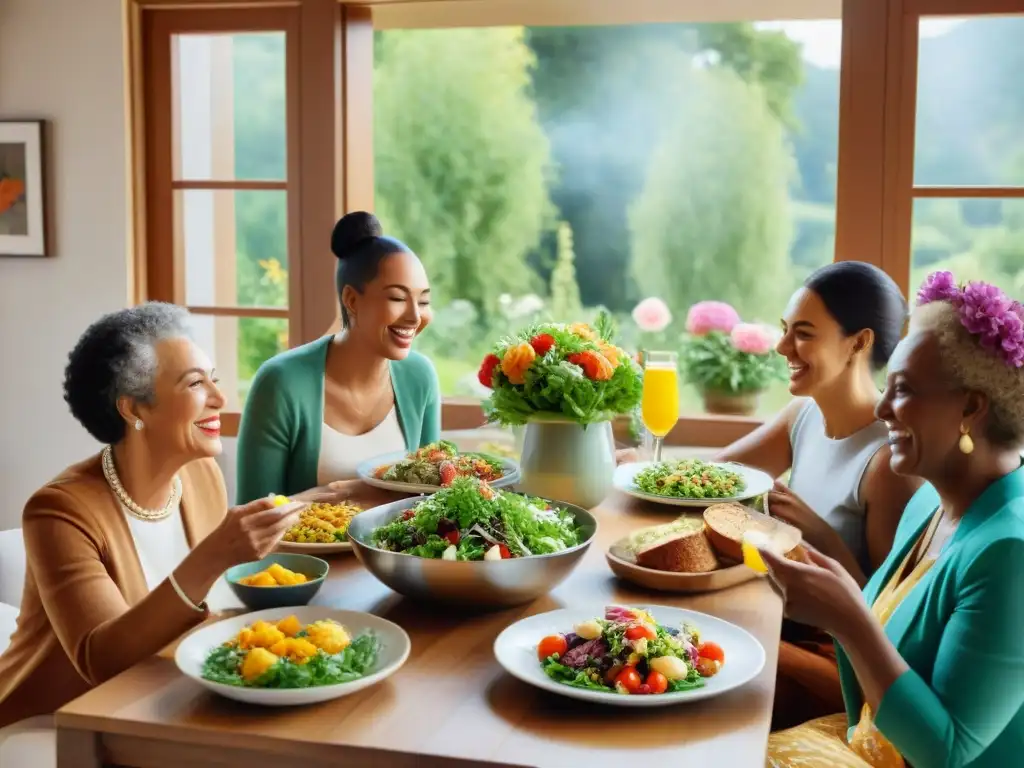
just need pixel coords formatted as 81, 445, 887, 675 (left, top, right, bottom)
912, 301, 1024, 447
63, 303, 194, 444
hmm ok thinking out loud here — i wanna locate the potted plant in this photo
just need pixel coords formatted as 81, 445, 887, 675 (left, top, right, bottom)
680, 301, 786, 416
477, 311, 643, 508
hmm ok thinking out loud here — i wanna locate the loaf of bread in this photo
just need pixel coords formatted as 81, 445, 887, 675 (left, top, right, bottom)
703, 502, 802, 563
629, 517, 720, 573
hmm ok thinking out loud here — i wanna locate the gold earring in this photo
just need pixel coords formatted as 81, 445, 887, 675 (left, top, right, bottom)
958, 423, 974, 455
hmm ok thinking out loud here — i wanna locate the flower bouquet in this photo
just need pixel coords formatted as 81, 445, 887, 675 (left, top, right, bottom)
476, 311, 643, 508
680, 301, 787, 416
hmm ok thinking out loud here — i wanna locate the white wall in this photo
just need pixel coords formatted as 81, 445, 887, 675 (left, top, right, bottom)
0, 1, 184, 529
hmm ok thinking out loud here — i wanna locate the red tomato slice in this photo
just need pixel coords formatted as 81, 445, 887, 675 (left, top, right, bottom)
645, 670, 668, 694
536, 634, 568, 661
614, 666, 643, 694
698, 641, 725, 663
498, 544, 511, 559
444, 530, 460, 545
625, 625, 656, 641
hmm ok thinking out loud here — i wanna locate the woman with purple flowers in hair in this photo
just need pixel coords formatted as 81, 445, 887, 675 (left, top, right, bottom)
764, 272, 1024, 767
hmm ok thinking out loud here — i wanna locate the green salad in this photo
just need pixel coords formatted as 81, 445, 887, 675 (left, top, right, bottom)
633, 459, 746, 500
370, 476, 583, 561
200, 615, 379, 689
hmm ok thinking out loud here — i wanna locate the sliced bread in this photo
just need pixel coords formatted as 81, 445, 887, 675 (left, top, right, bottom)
703, 502, 802, 563
630, 517, 720, 573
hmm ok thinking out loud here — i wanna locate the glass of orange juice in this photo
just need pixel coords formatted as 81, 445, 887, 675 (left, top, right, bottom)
641, 351, 680, 462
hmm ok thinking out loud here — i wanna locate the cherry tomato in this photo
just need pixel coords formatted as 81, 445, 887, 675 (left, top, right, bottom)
625, 625, 656, 642
697, 657, 721, 678
698, 641, 725, 663
645, 670, 668, 694
614, 666, 643, 694
443, 529, 460, 545
402, 510, 415, 521
498, 544, 511, 559
536, 634, 568, 661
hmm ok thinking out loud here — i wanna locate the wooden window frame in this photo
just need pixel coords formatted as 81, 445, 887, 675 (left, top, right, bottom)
137, 0, 1009, 448
879, 0, 1024, 300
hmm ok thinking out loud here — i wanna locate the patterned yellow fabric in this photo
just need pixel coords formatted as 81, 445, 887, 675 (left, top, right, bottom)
767, 518, 940, 768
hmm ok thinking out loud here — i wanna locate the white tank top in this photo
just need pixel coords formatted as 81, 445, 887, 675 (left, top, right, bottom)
316, 407, 406, 483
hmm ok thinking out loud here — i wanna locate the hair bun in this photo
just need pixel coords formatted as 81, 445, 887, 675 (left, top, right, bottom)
331, 211, 383, 259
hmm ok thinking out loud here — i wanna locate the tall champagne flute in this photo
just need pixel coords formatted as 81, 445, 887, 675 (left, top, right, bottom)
641, 351, 680, 462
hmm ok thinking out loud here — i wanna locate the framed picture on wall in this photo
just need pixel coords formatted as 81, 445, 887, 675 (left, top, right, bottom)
0, 120, 48, 257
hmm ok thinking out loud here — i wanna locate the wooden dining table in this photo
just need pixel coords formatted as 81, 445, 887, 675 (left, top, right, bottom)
56, 481, 784, 768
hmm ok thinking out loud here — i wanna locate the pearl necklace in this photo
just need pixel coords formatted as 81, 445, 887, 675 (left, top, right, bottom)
101, 445, 181, 522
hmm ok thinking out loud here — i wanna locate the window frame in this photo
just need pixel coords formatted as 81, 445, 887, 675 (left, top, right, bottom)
136, 0, 1017, 446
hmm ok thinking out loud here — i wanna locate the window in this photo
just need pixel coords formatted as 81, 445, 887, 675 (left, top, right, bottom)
142, 8, 298, 413
372, 18, 842, 418
909, 15, 1024, 296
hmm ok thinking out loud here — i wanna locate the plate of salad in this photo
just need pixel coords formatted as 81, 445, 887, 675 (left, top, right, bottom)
357, 440, 520, 495
175, 606, 410, 706
613, 459, 772, 507
493, 605, 764, 706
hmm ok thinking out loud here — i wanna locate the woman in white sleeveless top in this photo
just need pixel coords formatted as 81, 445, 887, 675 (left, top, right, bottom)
716, 262, 923, 730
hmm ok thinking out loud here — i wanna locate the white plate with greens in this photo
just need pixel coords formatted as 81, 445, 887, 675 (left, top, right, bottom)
493, 604, 765, 707
357, 443, 520, 495
613, 460, 772, 507
175, 606, 410, 706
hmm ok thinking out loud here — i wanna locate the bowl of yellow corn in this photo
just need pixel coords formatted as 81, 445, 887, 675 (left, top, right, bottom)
224, 553, 329, 610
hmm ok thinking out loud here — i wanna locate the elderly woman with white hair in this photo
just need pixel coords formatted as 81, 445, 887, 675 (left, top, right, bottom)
764, 272, 1024, 767
0, 303, 305, 763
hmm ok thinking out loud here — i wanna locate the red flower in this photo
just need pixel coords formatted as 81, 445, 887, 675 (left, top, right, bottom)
478, 354, 500, 388
568, 351, 614, 381
530, 333, 556, 357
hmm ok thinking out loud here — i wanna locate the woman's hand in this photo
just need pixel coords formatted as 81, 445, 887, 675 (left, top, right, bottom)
759, 544, 870, 641
615, 448, 640, 465
291, 480, 363, 504
767, 481, 832, 544
206, 497, 305, 567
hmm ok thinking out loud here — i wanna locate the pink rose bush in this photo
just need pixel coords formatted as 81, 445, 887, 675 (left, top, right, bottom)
729, 323, 777, 355
685, 301, 741, 336
632, 297, 673, 333
679, 301, 786, 395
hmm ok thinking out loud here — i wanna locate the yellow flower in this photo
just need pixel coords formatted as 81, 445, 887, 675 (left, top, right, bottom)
569, 322, 596, 341
500, 342, 537, 385
258, 258, 287, 286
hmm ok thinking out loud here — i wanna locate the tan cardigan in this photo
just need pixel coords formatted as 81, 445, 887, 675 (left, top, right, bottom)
0, 453, 227, 728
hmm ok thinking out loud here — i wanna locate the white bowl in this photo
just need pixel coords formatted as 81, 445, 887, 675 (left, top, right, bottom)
493, 605, 765, 707
174, 606, 410, 706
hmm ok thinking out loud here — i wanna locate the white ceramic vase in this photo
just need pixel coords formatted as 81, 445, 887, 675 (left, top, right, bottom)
516, 417, 615, 509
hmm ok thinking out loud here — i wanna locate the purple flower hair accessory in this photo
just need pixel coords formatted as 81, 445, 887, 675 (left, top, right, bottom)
916, 270, 962, 306
917, 270, 1024, 368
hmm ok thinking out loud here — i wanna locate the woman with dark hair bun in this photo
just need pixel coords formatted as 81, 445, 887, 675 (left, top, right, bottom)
236, 211, 440, 503
714, 261, 924, 730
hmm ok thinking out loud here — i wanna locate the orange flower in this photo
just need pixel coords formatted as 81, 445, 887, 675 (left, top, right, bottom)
500, 342, 537, 385
597, 341, 621, 367
569, 322, 596, 341
568, 350, 614, 381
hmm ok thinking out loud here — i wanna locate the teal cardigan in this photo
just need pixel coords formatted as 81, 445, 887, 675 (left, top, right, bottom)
836, 466, 1024, 767
235, 336, 441, 503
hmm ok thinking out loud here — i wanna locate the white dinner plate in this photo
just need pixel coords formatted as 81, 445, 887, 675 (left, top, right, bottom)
175, 606, 410, 706
493, 605, 764, 707
613, 461, 773, 508
357, 450, 521, 495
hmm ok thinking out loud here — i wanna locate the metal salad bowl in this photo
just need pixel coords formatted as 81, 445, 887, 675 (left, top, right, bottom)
347, 495, 598, 608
